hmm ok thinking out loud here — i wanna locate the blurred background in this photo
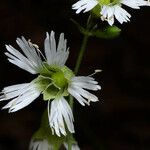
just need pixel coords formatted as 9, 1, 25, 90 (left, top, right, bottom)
0, 0, 150, 149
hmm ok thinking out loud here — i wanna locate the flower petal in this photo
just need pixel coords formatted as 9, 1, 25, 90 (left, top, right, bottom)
5, 36, 43, 74
44, 31, 69, 66
68, 76, 100, 105
72, 0, 98, 14
0, 83, 41, 112
48, 97, 74, 137
121, 0, 150, 9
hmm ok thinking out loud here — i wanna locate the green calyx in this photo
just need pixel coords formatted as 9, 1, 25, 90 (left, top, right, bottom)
98, 0, 120, 5
34, 63, 74, 101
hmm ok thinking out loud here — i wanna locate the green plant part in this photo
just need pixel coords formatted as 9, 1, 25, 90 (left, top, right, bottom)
34, 63, 74, 101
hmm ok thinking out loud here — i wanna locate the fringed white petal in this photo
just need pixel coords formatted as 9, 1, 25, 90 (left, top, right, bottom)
114, 5, 131, 24
44, 31, 69, 66
68, 76, 100, 106
5, 37, 43, 74
121, 0, 150, 9
72, 0, 98, 14
101, 5, 131, 25
0, 83, 41, 112
48, 97, 74, 137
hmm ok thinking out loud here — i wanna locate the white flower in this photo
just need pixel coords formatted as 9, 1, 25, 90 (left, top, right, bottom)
72, 0, 150, 25
29, 139, 53, 150
0, 31, 100, 137
29, 139, 80, 150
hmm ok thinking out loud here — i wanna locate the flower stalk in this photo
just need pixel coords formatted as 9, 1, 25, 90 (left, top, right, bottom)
69, 15, 94, 109
68, 15, 94, 149
74, 34, 89, 75
69, 34, 89, 109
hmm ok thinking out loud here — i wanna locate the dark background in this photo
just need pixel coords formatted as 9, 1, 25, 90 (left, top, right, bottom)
0, 0, 150, 150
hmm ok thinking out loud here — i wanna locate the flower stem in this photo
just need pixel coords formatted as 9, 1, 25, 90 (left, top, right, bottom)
69, 15, 94, 109
74, 34, 89, 75
68, 143, 72, 150
68, 15, 93, 149
69, 34, 89, 109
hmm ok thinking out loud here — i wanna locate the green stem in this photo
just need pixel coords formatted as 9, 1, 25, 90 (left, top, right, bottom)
69, 15, 93, 108
69, 34, 89, 109
68, 140, 72, 150
68, 15, 93, 149
67, 132, 73, 150
74, 35, 89, 75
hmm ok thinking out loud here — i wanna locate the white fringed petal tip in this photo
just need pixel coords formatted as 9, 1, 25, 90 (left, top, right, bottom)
72, 0, 150, 25
68, 76, 101, 106
0, 83, 41, 113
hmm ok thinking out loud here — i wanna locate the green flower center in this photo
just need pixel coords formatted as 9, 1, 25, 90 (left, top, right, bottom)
51, 71, 67, 89
34, 63, 74, 101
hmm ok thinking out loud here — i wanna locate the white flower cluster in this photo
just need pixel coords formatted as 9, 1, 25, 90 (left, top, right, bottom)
72, 0, 150, 25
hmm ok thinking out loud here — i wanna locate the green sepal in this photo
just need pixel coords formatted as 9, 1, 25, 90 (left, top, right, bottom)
43, 84, 60, 100
65, 133, 79, 150
34, 75, 61, 101
91, 5, 101, 18
61, 66, 74, 81
40, 63, 64, 79
34, 75, 53, 91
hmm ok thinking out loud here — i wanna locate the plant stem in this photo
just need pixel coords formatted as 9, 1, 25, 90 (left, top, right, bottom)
69, 34, 89, 109
74, 35, 89, 75
68, 140, 72, 150
68, 15, 92, 149
69, 15, 93, 107
67, 132, 73, 150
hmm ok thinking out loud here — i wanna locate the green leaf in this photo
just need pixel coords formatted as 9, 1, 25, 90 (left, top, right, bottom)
90, 26, 121, 39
